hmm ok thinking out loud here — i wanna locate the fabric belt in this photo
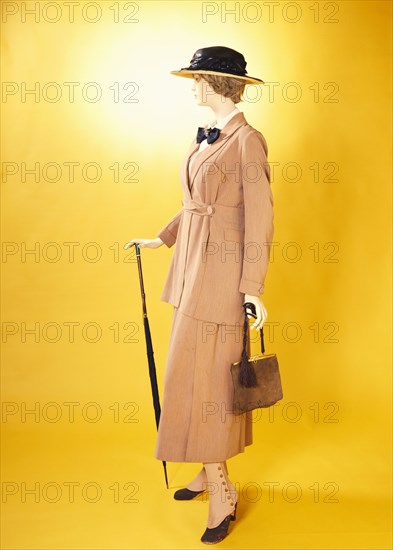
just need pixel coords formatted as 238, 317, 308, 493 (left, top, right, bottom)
181, 199, 215, 216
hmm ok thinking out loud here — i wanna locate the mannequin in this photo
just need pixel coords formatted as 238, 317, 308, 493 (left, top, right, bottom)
125, 74, 268, 536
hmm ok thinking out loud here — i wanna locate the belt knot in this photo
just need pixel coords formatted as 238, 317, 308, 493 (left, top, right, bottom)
181, 199, 215, 216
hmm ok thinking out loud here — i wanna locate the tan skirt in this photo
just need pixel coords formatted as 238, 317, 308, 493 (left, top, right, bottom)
154, 306, 253, 463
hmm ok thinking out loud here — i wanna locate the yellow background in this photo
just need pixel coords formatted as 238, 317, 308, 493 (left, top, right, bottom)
1, 1, 392, 548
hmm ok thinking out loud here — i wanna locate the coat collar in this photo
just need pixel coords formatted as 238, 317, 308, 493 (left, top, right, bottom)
183, 111, 248, 192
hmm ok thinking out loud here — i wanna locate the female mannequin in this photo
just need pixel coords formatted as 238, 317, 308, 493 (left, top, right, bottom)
125, 46, 274, 544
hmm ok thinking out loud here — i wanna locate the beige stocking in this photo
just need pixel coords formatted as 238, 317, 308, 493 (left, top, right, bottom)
186, 465, 207, 491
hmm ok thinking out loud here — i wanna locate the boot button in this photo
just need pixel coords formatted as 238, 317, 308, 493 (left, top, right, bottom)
225, 488, 228, 492
218, 466, 221, 470
222, 481, 225, 485
220, 474, 223, 478
227, 495, 231, 500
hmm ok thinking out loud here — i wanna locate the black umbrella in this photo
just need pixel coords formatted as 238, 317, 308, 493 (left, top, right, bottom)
132, 242, 169, 488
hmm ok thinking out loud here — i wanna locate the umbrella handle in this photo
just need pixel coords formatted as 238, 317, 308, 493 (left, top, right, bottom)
132, 243, 147, 316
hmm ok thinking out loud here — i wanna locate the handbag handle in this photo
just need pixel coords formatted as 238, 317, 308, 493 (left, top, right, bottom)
237, 302, 265, 388
242, 302, 265, 355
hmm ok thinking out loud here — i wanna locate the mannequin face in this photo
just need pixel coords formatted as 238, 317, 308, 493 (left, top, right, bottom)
192, 74, 227, 107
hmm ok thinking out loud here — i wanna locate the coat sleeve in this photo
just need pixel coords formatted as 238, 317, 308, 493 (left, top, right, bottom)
238, 130, 274, 296
157, 208, 183, 248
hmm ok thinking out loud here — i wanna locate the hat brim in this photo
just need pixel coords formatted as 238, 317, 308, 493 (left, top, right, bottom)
170, 69, 264, 85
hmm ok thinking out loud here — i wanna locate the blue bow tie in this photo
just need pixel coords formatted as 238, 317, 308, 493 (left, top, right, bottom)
196, 126, 221, 145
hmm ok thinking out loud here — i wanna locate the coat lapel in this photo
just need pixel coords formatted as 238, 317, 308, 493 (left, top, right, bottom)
180, 140, 199, 198
182, 111, 248, 194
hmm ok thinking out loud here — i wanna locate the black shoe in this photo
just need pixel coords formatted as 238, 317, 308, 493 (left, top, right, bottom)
173, 487, 207, 500
201, 502, 237, 544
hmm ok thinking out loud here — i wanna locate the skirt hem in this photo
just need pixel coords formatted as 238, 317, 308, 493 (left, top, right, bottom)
154, 440, 253, 463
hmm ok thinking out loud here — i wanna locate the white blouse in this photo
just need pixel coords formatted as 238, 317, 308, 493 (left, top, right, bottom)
188, 107, 240, 175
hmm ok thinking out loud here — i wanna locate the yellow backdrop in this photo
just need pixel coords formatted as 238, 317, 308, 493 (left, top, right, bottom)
1, 1, 391, 548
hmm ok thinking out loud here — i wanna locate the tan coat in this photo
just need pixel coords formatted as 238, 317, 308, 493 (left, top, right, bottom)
157, 111, 274, 326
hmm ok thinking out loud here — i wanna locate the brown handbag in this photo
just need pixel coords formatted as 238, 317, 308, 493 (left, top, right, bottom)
230, 302, 283, 415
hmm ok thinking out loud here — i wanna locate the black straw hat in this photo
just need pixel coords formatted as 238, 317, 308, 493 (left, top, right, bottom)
170, 46, 264, 85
